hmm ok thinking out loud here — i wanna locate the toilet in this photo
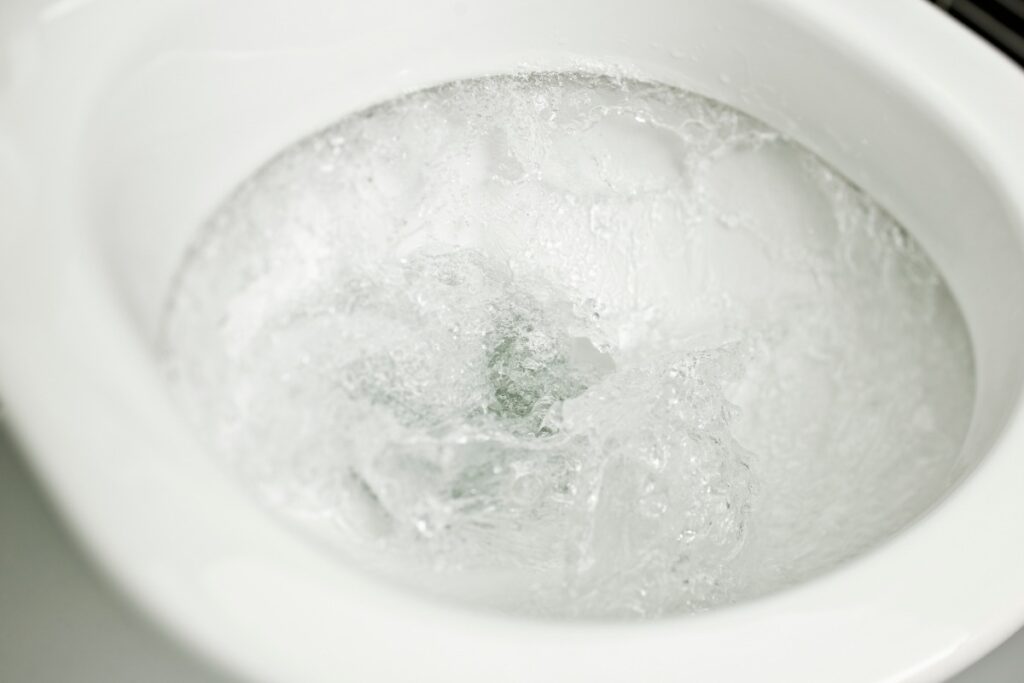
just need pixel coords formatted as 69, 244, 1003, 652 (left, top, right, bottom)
2, 0, 1024, 680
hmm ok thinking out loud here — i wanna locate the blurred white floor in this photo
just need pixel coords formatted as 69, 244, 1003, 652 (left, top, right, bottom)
0, 421, 1020, 682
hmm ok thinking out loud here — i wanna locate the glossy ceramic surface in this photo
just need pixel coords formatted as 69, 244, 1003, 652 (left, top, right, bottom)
2, 1, 1024, 681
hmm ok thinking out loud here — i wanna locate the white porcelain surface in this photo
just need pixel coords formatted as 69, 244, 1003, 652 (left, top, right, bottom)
2, 1, 1024, 681
1, 428, 1020, 683
0, 426, 236, 683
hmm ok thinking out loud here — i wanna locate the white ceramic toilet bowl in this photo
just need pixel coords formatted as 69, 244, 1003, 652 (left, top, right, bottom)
2, 0, 1024, 681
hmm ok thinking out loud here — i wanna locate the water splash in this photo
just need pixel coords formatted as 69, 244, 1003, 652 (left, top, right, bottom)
162, 72, 974, 617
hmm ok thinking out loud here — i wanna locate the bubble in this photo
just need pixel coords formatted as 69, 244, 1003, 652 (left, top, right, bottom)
162, 71, 974, 617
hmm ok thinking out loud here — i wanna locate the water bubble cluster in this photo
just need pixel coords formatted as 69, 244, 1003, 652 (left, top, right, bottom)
162, 72, 974, 617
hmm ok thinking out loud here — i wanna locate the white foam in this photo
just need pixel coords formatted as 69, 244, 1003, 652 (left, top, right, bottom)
162, 72, 974, 617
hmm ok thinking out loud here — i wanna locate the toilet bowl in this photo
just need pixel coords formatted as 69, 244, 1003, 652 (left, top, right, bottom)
2, 0, 1024, 680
